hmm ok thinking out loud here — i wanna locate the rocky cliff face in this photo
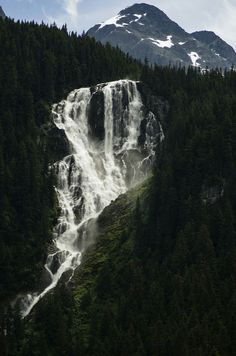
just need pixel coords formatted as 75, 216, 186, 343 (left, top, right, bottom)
87, 3, 236, 69
19, 79, 167, 317
47, 81, 167, 165
0, 6, 6, 19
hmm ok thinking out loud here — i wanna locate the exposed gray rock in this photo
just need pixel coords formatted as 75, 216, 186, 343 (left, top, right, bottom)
88, 86, 105, 140
192, 31, 236, 67
47, 123, 71, 162
0, 6, 6, 19
87, 3, 236, 69
137, 82, 169, 122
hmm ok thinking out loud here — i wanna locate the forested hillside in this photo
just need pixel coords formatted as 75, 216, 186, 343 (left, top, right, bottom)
12, 67, 236, 356
1, 16, 236, 356
0, 17, 140, 302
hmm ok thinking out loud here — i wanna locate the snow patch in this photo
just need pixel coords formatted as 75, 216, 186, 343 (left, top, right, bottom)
212, 50, 220, 57
148, 35, 174, 49
98, 12, 147, 30
133, 14, 142, 22
129, 13, 146, 24
135, 38, 145, 46
132, 38, 145, 49
188, 52, 201, 67
98, 14, 128, 30
178, 41, 186, 45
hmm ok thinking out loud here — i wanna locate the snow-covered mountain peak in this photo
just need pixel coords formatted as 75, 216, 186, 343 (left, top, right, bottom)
88, 3, 236, 69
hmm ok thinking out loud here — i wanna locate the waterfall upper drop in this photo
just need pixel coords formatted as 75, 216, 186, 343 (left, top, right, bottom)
20, 80, 162, 317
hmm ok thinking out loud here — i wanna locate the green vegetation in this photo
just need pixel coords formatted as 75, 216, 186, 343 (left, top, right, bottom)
15, 179, 152, 356
2, 16, 236, 356
0, 17, 141, 301
16, 66, 236, 356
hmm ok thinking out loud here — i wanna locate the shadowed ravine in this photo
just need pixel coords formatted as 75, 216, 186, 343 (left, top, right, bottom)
19, 79, 162, 317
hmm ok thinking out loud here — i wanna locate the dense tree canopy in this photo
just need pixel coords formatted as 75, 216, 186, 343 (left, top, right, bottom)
0, 17, 141, 301
1, 16, 236, 356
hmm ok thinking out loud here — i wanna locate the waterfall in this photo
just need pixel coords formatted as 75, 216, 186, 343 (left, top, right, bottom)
104, 85, 114, 156
19, 80, 159, 317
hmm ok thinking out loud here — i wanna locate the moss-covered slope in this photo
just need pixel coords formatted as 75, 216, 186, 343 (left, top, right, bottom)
73, 177, 152, 306
18, 177, 152, 356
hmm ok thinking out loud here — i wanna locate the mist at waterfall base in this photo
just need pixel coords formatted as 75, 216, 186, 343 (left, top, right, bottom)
19, 80, 162, 317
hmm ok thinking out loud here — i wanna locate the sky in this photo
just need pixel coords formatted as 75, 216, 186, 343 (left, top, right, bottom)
1, 0, 236, 50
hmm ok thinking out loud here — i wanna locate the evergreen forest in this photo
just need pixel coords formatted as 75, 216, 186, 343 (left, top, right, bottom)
1, 16, 236, 356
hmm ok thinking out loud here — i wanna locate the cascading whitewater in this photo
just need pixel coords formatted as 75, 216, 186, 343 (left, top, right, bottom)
20, 80, 160, 317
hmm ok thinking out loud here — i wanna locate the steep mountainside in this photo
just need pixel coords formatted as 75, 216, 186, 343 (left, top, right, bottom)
192, 30, 236, 65
0, 6, 5, 19
0, 18, 141, 303
87, 3, 236, 69
2, 14, 236, 356
19, 79, 165, 317
16, 67, 236, 356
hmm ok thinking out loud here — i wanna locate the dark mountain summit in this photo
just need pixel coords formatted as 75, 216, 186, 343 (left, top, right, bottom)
119, 3, 187, 37
87, 3, 236, 68
192, 30, 236, 65
0, 6, 6, 19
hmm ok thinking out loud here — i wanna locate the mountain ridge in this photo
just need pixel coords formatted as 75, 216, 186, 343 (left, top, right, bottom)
87, 3, 236, 69
0, 6, 6, 19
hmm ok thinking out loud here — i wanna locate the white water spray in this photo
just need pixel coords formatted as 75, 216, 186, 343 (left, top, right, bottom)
20, 80, 158, 317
